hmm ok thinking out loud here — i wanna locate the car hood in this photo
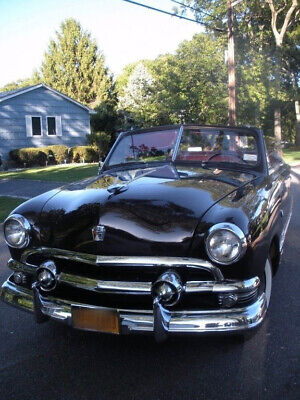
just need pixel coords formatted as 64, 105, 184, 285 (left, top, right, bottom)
25, 164, 256, 256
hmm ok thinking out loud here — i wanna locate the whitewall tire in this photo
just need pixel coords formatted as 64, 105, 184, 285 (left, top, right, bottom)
264, 258, 273, 307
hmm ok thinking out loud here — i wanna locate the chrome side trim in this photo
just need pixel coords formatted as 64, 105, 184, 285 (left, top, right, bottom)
0, 279, 267, 334
20, 248, 225, 280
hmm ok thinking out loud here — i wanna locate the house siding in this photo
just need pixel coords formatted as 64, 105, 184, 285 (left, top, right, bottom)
0, 87, 91, 160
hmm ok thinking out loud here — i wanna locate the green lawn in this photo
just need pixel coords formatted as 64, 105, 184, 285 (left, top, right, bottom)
0, 196, 26, 222
283, 149, 300, 165
0, 152, 298, 185
0, 164, 98, 183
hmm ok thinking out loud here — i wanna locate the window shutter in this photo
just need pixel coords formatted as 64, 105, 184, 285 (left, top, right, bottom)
56, 116, 62, 136
25, 115, 32, 137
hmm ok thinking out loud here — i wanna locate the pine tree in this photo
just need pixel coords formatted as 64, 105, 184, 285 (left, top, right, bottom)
41, 18, 113, 106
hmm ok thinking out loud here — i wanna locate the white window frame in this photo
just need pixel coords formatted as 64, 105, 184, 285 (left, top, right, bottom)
46, 115, 62, 137
25, 115, 43, 137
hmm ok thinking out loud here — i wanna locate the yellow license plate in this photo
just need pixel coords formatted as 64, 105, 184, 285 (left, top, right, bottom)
72, 307, 120, 334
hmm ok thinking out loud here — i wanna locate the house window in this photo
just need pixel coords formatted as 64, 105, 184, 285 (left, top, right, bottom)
47, 117, 56, 135
25, 115, 62, 137
32, 117, 42, 136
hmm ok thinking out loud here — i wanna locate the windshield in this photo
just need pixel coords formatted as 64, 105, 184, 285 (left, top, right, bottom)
107, 128, 179, 167
176, 128, 259, 166
106, 127, 259, 168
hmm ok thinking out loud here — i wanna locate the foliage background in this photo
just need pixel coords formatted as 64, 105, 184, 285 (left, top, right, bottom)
1, 9, 299, 149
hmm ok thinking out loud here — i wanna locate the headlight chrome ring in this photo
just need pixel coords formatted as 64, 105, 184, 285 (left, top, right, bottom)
205, 223, 247, 265
4, 214, 31, 249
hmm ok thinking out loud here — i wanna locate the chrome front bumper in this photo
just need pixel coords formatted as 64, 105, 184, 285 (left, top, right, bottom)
1, 279, 267, 336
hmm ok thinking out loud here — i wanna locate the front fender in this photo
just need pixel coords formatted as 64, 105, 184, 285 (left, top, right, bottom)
189, 180, 279, 281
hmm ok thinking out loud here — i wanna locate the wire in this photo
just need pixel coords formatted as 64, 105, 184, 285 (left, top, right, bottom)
122, 0, 224, 32
169, 0, 224, 22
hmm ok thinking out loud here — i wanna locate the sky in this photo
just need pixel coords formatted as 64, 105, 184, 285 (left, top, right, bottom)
0, 0, 202, 87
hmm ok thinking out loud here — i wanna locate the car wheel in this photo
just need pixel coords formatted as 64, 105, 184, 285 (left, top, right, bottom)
235, 257, 273, 342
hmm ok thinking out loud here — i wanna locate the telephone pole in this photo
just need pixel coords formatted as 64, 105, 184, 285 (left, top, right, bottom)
227, 0, 236, 126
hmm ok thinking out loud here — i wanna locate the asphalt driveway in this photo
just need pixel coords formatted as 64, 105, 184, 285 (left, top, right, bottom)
0, 170, 299, 400
0, 178, 64, 199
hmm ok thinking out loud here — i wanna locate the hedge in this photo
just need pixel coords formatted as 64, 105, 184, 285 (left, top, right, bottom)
9, 145, 99, 166
70, 146, 99, 163
9, 148, 47, 167
43, 145, 69, 164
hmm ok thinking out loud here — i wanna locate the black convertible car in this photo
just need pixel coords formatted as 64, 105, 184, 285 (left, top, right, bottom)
1, 125, 292, 341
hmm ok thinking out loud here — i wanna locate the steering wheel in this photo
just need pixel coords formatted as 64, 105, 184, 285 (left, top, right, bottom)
206, 151, 248, 164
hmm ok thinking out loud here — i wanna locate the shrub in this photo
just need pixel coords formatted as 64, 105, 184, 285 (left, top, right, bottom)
9, 147, 47, 167
70, 146, 99, 163
43, 145, 69, 164
86, 131, 112, 158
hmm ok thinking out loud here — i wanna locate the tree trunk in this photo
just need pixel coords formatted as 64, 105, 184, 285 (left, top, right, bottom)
295, 100, 300, 147
274, 108, 282, 149
227, 0, 236, 126
267, 0, 298, 146
291, 70, 300, 147
273, 56, 282, 147
273, 37, 282, 146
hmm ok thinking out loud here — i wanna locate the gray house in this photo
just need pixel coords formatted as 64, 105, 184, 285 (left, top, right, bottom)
0, 83, 95, 161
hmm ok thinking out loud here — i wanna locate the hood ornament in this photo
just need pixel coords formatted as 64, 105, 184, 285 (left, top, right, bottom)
92, 225, 106, 241
107, 184, 128, 194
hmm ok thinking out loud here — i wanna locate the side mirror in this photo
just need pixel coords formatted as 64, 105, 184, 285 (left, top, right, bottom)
98, 160, 104, 175
266, 176, 273, 190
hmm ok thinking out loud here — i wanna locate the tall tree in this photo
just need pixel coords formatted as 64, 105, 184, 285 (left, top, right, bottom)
266, 0, 299, 146
177, 1, 299, 143
117, 34, 228, 128
150, 34, 228, 125
118, 62, 156, 127
41, 18, 113, 106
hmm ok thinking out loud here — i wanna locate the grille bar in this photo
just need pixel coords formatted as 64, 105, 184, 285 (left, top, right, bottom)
20, 248, 224, 280
9, 258, 259, 297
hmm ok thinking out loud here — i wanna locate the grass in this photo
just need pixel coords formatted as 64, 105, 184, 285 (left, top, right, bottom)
283, 149, 300, 165
0, 196, 26, 222
0, 163, 98, 183
0, 150, 298, 185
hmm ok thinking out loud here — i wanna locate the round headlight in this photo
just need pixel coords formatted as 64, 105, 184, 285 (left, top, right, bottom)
205, 223, 247, 265
4, 214, 31, 248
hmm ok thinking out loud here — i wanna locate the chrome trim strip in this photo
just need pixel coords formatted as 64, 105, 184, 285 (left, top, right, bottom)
8, 258, 259, 295
172, 124, 184, 162
8, 258, 36, 274
185, 277, 260, 294
1, 280, 267, 334
101, 130, 125, 172
20, 249, 225, 280
60, 272, 152, 294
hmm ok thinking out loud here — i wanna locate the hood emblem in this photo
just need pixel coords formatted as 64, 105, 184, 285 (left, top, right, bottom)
92, 225, 106, 242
